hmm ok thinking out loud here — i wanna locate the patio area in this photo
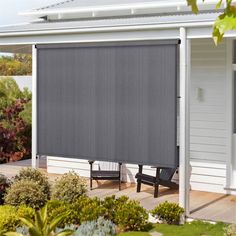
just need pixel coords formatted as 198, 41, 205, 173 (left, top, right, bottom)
0, 158, 236, 223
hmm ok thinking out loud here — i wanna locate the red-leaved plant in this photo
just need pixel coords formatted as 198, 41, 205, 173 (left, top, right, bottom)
0, 99, 31, 163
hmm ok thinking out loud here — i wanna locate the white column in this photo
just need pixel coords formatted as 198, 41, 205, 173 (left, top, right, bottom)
179, 27, 190, 217
32, 45, 37, 168
225, 38, 234, 190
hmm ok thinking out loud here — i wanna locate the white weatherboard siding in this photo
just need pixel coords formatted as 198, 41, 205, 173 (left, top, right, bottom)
190, 39, 227, 193
47, 38, 228, 194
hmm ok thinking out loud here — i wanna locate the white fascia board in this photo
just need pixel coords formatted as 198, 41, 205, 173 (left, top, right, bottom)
19, 1, 222, 19
0, 21, 214, 37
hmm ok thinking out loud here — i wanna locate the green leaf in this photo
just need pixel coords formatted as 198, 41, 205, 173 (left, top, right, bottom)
55, 229, 74, 236
28, 227, 41, 236
4, 233, 23, 236
187, 0, 199, 14
35, 211, 44, 230
49, 212, 69, 232
19, 217, 35, 229
213, 11, 236, 44
41, 204, 48, 225
216, 0, 223, 10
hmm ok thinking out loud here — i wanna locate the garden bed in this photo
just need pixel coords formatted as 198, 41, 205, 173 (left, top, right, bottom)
0, 168, 233, 236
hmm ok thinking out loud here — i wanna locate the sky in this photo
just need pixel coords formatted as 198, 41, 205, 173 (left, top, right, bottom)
0, 0, 60, 26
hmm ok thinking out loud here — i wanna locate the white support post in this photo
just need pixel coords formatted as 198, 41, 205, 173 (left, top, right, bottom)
225, 38, 233, 190
179, 27, 190, 218
32, 45, 37, 168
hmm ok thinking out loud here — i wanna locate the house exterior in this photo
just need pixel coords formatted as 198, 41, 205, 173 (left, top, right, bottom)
1, 0, 236, 216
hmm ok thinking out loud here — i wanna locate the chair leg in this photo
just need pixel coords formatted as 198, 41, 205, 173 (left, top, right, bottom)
90, 178, 93, 190
137, 180, 141, 192
153, 167, 161, 198
136, 164, 143, 193
154, 184, 159, 198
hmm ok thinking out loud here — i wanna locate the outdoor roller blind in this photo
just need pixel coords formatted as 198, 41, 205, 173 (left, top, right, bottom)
37, 40, 179, 167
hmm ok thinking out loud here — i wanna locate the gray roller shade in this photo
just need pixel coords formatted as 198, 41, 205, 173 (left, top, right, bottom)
37, 40, 179, 167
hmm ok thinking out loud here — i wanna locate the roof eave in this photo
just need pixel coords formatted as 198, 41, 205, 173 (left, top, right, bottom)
19, 1, 223, 20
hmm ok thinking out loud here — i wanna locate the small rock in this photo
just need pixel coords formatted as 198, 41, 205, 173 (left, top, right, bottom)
150, 232, 163, 236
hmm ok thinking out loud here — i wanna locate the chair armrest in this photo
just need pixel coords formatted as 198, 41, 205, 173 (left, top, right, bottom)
151, 166, 172, 170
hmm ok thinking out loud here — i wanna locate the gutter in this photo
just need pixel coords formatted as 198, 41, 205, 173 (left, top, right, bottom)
0, 21, 214, 37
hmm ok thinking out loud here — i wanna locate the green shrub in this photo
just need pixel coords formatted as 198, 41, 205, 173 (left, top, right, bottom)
74, 217, 116, 236
0, 205, 19, 232
48, 196, 105, 227
0, 204, 34, 233
5, 204, 74, 236
102, 195, 129, 222
0, 174, 10, 205
225, 222, 236, 236
151, 201, 184, 225
77, 196, 105, 223
14, 167, 50, 199
114, 199, 148, 231
48, 200, 76, 227
4, 179, 48, 209
51, 171, 87, 203
17, 205, 35, 220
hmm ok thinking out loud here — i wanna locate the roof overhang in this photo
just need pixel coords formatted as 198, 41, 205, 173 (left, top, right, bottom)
19, 0, 225, 20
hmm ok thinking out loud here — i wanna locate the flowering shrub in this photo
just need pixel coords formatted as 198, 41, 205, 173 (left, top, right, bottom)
0, 77, 31, 164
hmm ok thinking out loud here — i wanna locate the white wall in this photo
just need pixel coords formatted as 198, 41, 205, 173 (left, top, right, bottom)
13, 76, 32, 91
189, 39, 227, 193
47, 38, 228, 194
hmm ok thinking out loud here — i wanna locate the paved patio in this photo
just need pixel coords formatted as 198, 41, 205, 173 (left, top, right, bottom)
0, 158, 236, 223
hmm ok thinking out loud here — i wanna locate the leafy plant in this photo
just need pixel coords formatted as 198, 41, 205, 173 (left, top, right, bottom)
14, 168, 50, 199
224, 221, 236, 236
76, 196, 104, 223
187, 0, 236, 44
114, 199, 148, 231
0, 54, 32, 76
74, 217, 116, 236
0, 77, 32, 164
17, 205, 35, 221
0, 205, 19, 232
51, 171, 87, 204
151, 201, 184, 225
4, 179, 48, 209
0, 99, 31, 163
102, 195, 129, 222
5, 204, 74, 236
0, 174, 10, 204
0, 205, 34, 233
48, 196, 105, 227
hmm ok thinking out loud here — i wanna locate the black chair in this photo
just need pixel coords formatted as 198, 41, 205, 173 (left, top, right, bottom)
88, 161, 122, 190
135, 148, 179, 198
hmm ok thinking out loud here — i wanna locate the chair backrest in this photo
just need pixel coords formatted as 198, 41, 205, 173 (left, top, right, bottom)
160, 146, 179, 181
160, 168, 177, 181
98, 161, 119, 171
